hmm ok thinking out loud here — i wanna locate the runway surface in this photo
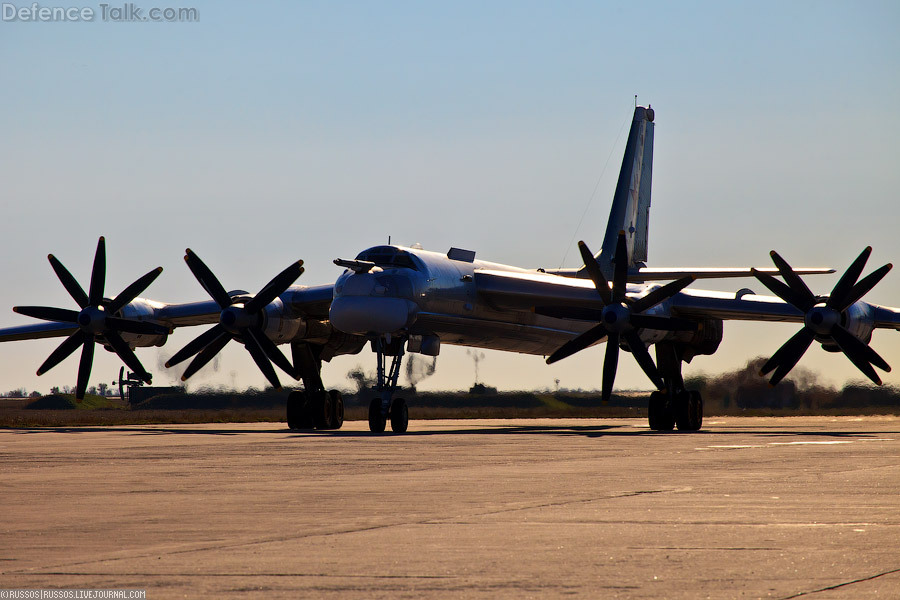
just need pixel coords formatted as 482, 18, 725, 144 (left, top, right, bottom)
2, 417, 899, 599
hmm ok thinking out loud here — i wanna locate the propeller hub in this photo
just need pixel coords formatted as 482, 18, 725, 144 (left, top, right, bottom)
77, 306, 107, 333
601, 304, 631, 333
805, 304, 840, 335
220, 304, 255, 334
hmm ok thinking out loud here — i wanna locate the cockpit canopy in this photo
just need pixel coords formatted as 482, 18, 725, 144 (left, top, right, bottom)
355, 246, 423, 271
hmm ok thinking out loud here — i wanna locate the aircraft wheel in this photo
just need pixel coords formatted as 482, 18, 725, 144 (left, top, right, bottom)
286, 390, 302, 429
648, 391, 674, 431
390, 397, 409, 433
368, 397, 386, 433
329, 390, 344, 430
312, 390, 333, 430
287, 390, 314, 430
675, 390, 703, 431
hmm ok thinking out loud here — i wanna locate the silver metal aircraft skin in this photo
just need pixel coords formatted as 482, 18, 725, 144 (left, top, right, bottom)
2, 105, 898, 433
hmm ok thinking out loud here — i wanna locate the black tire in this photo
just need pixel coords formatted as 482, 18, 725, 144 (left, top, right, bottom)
687, 390, 703, 431
329, 390, 344, 430
368, 397, 386, 433
313, 390, 333, 430
675, 390, 703, 431
287, 390, 314, 430
390, 397, 409, 433
648, 391, 675, 431
286, 390, 302, 429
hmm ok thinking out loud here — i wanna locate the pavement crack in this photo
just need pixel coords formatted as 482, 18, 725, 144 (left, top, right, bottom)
780, 566, 900, 599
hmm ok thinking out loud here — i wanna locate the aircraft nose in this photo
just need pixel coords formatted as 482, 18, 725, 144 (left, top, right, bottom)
330, 271, 418, 334
329, 296, 418, 334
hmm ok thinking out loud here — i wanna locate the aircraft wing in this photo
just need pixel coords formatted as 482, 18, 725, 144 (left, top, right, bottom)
0, 322, 79, 343
544, 266, 835, 281
475, 269, 900, 329
284, 284, 334, 320
0, 284, 336, 343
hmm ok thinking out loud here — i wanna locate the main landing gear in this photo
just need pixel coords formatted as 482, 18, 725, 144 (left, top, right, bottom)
286, 343, 345, 431
649, 342, 703, 432
368, 336, 409, 434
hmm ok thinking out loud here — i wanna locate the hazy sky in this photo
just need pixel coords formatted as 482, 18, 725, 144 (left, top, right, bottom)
1, 1, 899, 395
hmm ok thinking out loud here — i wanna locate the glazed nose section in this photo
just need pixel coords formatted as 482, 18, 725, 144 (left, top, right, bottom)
341, 272, 376, 296
330, 272, 418, 334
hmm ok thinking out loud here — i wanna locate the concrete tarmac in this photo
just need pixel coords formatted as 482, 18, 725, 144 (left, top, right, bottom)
2, 417, 899, 599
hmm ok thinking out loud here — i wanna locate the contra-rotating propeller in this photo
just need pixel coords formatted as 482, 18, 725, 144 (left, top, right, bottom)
751, 247, 892, 386
14, 237, 166, 400
164, 249, 304, 390
546, 231, 696, 401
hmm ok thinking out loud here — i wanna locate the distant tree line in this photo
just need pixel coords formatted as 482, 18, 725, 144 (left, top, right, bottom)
3, 382, 113, 398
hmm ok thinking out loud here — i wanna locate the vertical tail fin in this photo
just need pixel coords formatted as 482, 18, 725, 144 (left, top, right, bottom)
596, 105, 655, 277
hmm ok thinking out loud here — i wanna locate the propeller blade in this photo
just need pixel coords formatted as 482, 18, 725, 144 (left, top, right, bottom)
751, 269, 814, 311
48, 254, 88, 308
242, 328, 282, 390
546, 323, 609, 364
245, 261, 305, 314
76, 338, 95, 400
612, 231, 629, 303
601, 332, 620, 402
165, 325, 225, 368
827, 246, 871, 310
13, 306, 79, 324
830, 325, 890, 380
181, 330, 231, 381
833, 263, 893, 313
578, 241, 612, 305
106, 267, 164, 314
103, 330, 151, 383
247, 325, 297, 377
36, 331, 86, 376
184, 249, 232, 309
88, 237, 106, 306
624, 331, 663, 390
769, 251, 815, 309
629, 314, 698, 332
105, 316, 169, 336
630, 276, 696, 314
762, 327, 815, 385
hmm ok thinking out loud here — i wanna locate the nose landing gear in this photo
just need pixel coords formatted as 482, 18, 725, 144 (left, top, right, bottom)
368, 336, 409, 433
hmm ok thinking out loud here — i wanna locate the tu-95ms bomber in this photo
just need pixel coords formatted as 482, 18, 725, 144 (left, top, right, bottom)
2, 105, 898, 433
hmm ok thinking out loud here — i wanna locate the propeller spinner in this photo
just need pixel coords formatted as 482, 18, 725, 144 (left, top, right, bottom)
14, 237, 166, 400
752, 247, 892, 386
546, 231, 696, 401
165, 249, 304, 390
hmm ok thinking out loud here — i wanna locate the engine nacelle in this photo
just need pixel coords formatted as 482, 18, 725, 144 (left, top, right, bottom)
682, 317, 724, 361
262, 297, 305, 343
659, 316, 723, 362
821, 301, 875, 352
262, 297, 367, 361
116, 298, 168, 348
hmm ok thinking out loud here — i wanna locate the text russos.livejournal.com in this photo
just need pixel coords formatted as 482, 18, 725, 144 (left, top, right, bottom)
0, 592, 146, 599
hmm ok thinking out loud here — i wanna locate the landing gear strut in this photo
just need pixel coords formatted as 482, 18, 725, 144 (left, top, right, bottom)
368, 336, 408, 433
651, 342, 703, 431
286, 343, 344, 430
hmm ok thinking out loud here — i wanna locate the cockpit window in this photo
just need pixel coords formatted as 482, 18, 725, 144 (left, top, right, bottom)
355, 246, 421, 270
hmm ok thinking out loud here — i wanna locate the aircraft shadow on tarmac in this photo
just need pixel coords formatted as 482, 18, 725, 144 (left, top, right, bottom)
7, 422, 899, 439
